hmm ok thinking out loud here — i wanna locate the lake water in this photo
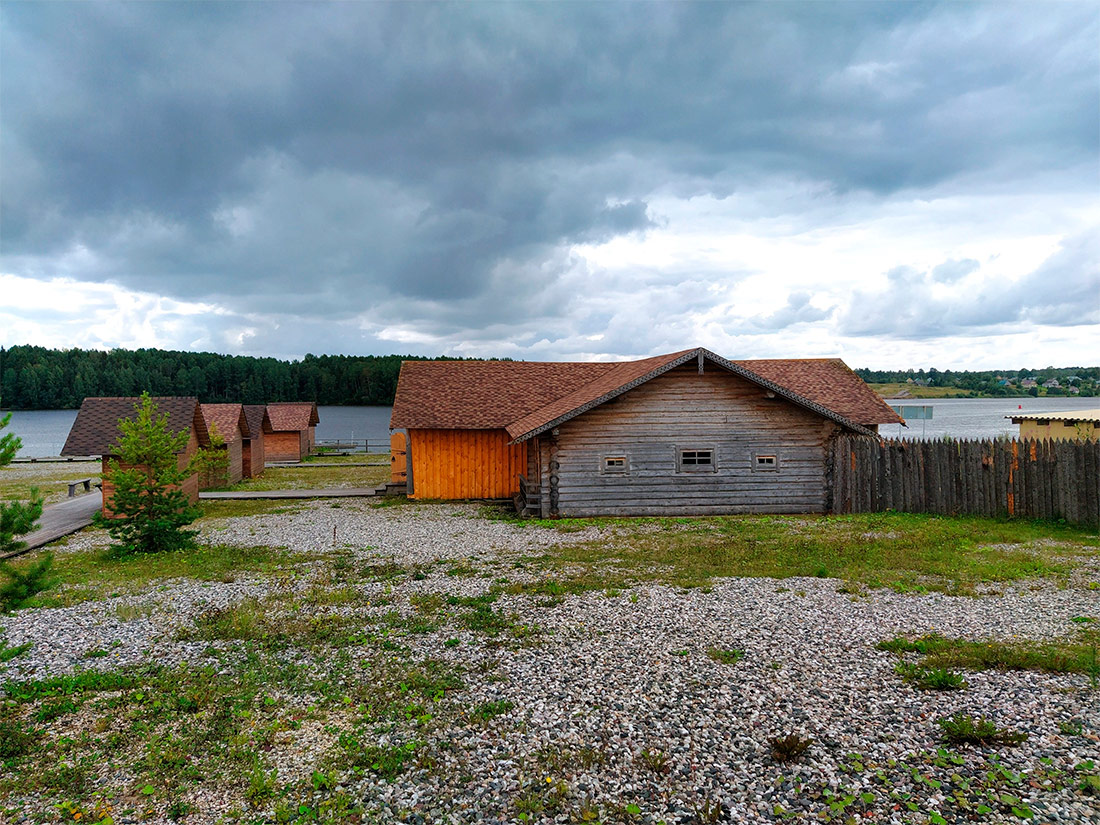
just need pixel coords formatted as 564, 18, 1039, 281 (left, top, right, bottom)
2, 405, 396, 458
2, 398, 1097, 458
880, 396, 1099, 441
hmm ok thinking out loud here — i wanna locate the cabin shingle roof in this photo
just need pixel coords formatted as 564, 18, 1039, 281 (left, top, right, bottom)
199, 404, 247, 444
389, 361, 617, 430
731, 358, 903, 430
390, 349, 902, 437
61, 397, 208, 457
243, 405, 272, 438
266, 402, 319, 431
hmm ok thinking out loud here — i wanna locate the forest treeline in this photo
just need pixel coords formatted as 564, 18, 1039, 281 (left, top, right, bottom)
1, 345, 1097, 410
0, 345, 487, 410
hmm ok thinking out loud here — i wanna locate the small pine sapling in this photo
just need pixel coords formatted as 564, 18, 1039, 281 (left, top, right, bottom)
96, 394, 202, 556
0, 412, 47, 602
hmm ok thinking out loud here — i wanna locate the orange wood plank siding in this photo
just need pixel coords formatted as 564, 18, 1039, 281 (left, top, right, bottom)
408, 428, 526, 500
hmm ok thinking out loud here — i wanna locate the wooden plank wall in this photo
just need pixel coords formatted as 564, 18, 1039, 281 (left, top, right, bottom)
407, 428, 527, 500
553, 364, 841, 517
830, 436, 1100, 527
265, 431, 304, 462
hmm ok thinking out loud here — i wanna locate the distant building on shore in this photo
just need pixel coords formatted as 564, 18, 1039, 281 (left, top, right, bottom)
1008, 409, 1100, 442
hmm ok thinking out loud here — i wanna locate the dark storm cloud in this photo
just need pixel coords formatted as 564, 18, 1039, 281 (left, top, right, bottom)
1, 1, 1097, 349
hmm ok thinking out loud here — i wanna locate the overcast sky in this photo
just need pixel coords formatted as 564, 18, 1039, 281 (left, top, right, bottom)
1, 1, 1097, 369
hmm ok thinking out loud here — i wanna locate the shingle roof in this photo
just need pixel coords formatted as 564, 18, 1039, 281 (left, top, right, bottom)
266, 402, 319, 431
389, 361, 616, 430
199, 404, 247, 444
61, 397, 208, 457
390, 349, 902, 439
243, 405, 272, 438
733, 358, 903, 429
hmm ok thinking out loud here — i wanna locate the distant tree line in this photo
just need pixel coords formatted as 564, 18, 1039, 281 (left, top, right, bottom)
0, 345, 489, 410
2, 345, 1096, 410
854, 366, 1099, 397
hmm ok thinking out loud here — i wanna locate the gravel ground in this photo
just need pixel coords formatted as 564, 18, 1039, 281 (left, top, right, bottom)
2, 501, 1098, 824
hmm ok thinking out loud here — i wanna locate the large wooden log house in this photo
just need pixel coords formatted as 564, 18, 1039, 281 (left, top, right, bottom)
390, 348, 902, 516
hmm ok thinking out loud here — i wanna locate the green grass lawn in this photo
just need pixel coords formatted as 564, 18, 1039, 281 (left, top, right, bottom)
0, 463, 100, 506
220, 455, 389, 492
502, 510, 1100, 594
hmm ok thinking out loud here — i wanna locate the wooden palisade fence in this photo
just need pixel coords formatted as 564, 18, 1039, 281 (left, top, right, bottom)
829, 437, 1100, 528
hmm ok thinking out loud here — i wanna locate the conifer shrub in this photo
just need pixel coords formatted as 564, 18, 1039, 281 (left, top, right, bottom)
95, 394, 202, 556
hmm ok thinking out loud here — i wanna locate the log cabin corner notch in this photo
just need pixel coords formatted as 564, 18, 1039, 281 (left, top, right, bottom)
389, 348, 903, 515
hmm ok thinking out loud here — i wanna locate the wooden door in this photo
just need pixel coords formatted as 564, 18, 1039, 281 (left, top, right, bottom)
390, 432, 407, 484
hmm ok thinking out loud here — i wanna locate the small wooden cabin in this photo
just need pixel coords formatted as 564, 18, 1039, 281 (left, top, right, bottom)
241, 405, 271, 477
198, 404, 249, 487
390, 348, 903, 516
1008, 409, 1100, 442
61, 396, 210, 515
265, 402, 320, 462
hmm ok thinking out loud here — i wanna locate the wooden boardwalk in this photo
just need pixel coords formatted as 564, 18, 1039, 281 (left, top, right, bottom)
6, 493, 102, 558
199, 488, 381, 500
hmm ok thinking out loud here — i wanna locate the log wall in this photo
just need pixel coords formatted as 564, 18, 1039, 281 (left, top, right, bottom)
551, 364, 842, 516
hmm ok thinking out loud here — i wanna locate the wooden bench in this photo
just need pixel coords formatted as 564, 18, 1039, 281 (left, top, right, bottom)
67, 478, 95, 497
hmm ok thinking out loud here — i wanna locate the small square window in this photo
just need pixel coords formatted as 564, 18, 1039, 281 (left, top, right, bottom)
602, 456, 628, 473
678, 448, 716, 472
1037, 420, 1050, 426
753, 452, 779, 471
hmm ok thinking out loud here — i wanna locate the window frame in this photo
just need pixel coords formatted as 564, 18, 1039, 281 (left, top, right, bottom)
600, 455, 630, 475
752, 452, 779, 472
677, 446, 717, 473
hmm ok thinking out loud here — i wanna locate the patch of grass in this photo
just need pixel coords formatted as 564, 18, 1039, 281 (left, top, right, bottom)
639, 747, 670, 775
938, 713, 1027, 747
1059, 719, 1084, 736
198, 499, 310, 520
0, 463, 97, 506
770, 732, 813, 763
520, 512, 1096, 593
335, 733, 419, 781
706, 647, 744, 665
359, 560, 416, 582
895, 662, 968, 691
0, 638, 33, 662
0, 714, 39, 758
225, 462, 389, 493
22, 543, 315, 609
877, 632, 1100, 675
181, 596, 367, 649
469, 699, 514, 721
